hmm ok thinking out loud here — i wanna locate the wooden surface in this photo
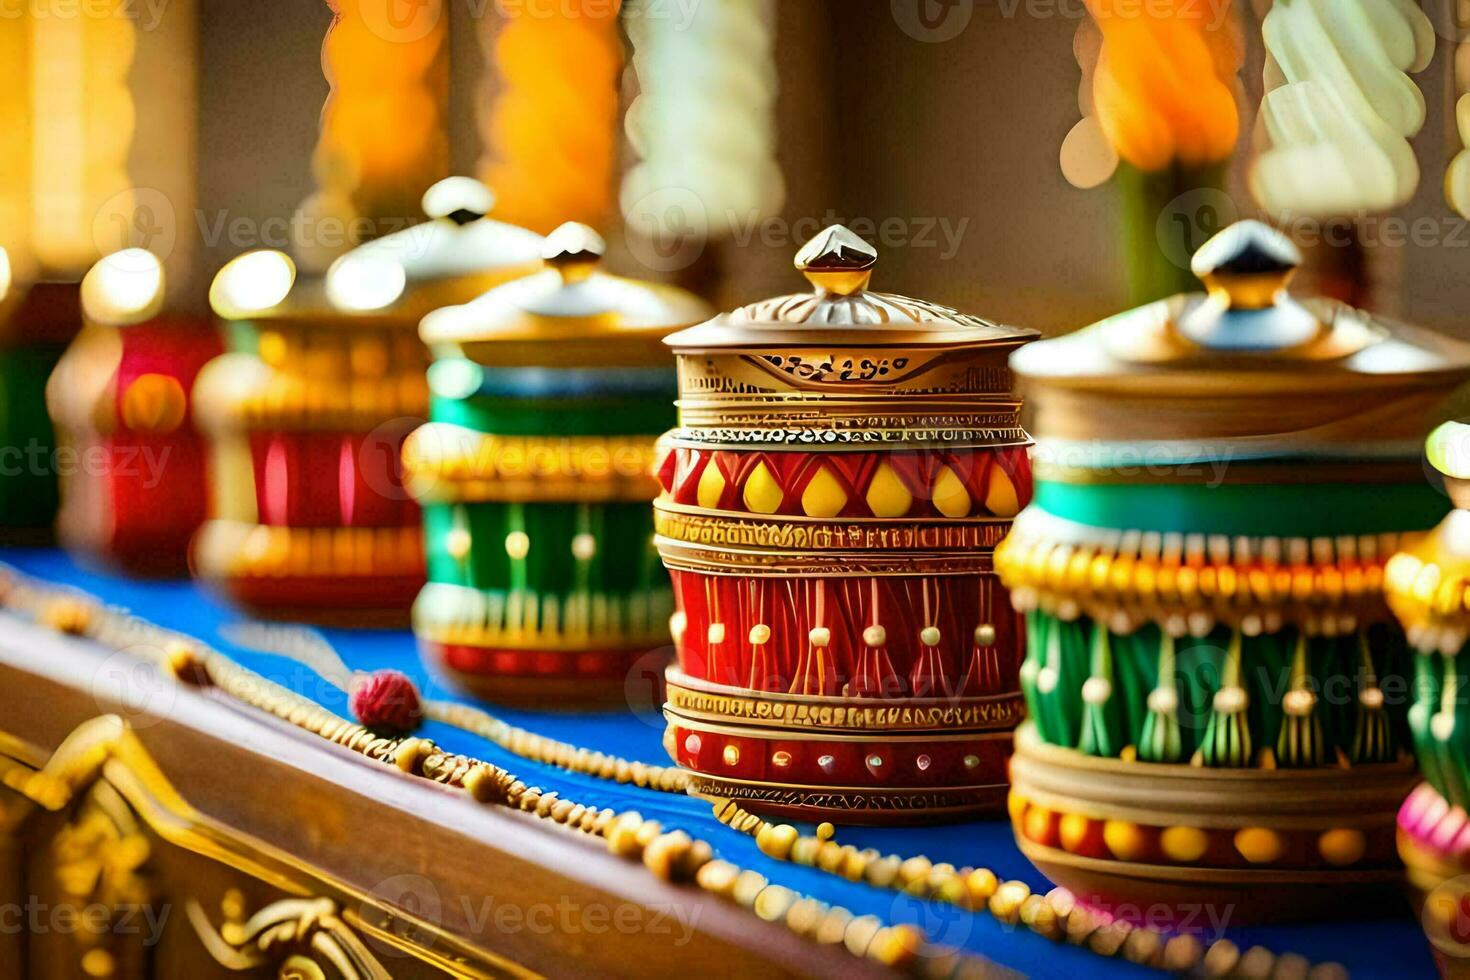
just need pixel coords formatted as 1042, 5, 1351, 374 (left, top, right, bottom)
0, 613, 897, 979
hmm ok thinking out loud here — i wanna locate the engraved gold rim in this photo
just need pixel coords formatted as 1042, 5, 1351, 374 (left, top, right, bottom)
659, 428, 1031, 451
663, 708, 1017, 745
683, 772, 1008, 819
1009, 723, 1417, 830
654, 535, 996, 577
665, 668, 1025, 734
1015, 837, 1402, 886
653, 502, 1012, 553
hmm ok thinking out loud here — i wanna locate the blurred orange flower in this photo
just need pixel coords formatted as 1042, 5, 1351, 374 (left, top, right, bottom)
1084, 0, 1242, 173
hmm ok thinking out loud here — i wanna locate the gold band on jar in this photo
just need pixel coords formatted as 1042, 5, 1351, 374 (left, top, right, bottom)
404, 426, 662, 504
666, 670, 1024, 733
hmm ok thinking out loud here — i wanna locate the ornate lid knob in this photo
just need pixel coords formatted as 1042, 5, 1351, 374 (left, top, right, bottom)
422, 177, 497, 227
543, 222, 606, 285
1190, 219, 1301, 311
795, 224, 877, 297
1176, 219, 1317, 351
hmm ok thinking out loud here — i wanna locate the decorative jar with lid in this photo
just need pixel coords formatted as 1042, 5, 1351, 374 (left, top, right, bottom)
998, 220, 1470, 922
654, 225, 1038, 823
192, 179, 543, 621
405, 222, 711, 703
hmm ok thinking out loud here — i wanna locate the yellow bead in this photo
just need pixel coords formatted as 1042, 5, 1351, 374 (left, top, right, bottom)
1059, 813, 1094, 853
898, 856, 932, 886
1006, 793, 1028, 826
965, 868, 999, 905
865, 462, 913, 518
756, 823, 799, 861
869, 924, 924, 968
1103, 820, 1149, 862
1318, 828, 1366, 867
742, 461, 784, 514
801, 465, 848, 518
989, 880, 1031, 924
1234, 827, 1286, 864
932, 465, 972, 518
1160, 826, 1209, 863
815, 822, 836, 841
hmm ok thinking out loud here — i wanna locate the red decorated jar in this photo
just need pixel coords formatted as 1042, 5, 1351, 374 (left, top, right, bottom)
192, 179, 543, 623
46, 250, 222, 575
654, 225, 1038, 823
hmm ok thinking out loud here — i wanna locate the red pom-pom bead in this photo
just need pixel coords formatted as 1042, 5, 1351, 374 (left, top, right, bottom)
349, 670, 424, 735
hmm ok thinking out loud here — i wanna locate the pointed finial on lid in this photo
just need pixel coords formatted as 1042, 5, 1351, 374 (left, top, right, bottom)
543, 222, 606, 285
1191, 219, 1301, 310
795, 225, 877, 297
423, 177, 496, 226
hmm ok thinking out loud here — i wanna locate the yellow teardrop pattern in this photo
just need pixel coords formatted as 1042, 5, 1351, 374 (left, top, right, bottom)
801, 465, 849, 518
742, 461, 784, 514
865, 461, 913, 518
932, 465, 972, 518
985, 464, 1021, 517
696, 459, 727, 510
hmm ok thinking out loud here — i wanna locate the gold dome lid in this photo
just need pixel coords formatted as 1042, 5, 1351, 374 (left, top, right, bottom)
661, 224, 1037, 448
208, 177, 545, 327
418, 222, 712, 369
1012, 220, 1470, 454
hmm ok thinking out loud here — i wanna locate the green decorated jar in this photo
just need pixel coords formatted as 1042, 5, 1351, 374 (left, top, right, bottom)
997, 220, 1470, 924
406, 222, 711, 705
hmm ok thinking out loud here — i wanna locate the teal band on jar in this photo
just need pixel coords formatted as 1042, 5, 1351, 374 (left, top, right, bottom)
1032, 479, 1450, 537
429, 393, 675, 437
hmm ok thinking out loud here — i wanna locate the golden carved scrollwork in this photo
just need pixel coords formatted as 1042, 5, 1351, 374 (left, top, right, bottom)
51, 781, 154, 979
0, 715, 525, 979
186, 891, 391, 980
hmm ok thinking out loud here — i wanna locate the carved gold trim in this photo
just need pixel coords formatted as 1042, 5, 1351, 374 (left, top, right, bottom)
658, 423, 1028, 450
684, 773, 1007, 819
0, 717, 530, 980
664, 710, 1017, 745
995, 509, 1396, 628
403, 424, 661, 504
654, 535, 996, 577
187, 893, 391, 980
193, 520, 424, 582
653, 503, 1010, 554
665, 671, 1024, 733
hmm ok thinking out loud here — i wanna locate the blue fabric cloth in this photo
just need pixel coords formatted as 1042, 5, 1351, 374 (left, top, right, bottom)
1, 547, 1434, 979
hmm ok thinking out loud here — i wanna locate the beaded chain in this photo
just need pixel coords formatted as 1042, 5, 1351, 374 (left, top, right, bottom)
0, 572, 970, 976
3, 568, 1346, 977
